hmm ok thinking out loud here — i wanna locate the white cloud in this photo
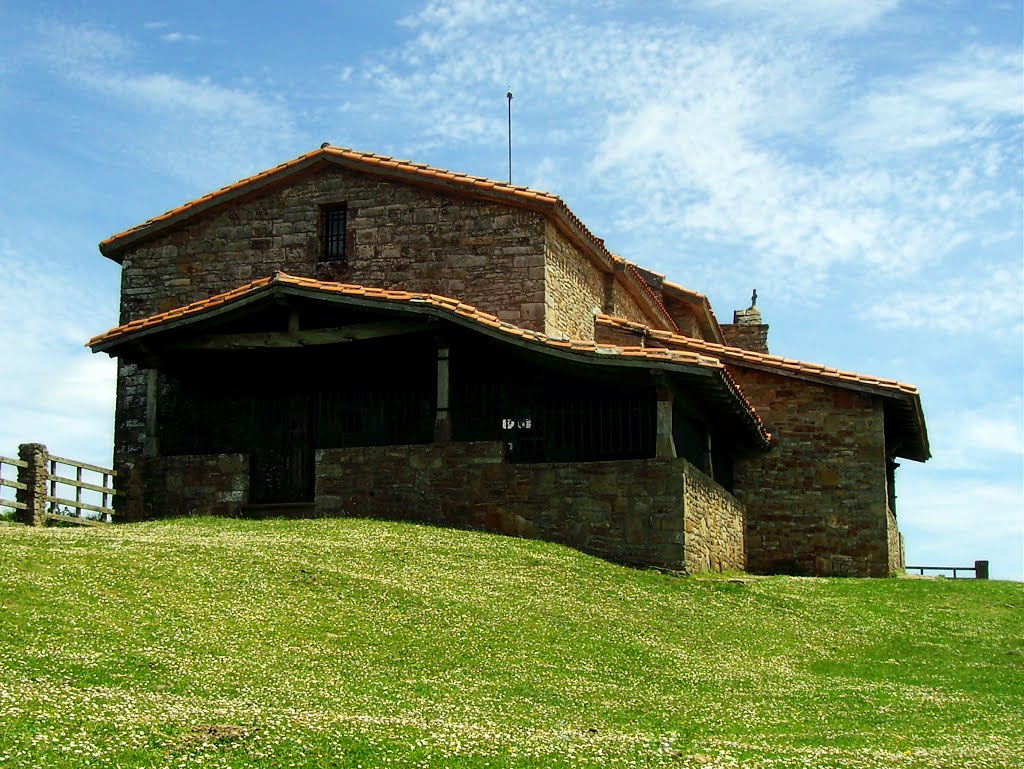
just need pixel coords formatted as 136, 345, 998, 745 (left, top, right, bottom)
919, 397, 1024, 472
359, 3, 1021, 304
691, 0, 900, 35
900, 477, 1023, 580
34, 21, 297, 187
161, 32, 202, 44
0, 236, 117, 466
862, 265, 1024, 337
837, 46, 1023, 156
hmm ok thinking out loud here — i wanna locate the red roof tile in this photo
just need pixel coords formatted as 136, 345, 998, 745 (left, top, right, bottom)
595, 314, 920, 396
99, 145, 560, 257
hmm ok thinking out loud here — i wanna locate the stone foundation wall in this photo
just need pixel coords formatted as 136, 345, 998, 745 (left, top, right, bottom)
118, 454, 248, 522
683, 462, 745, 573
730, 369, 892, 577
315, 441, 745, 573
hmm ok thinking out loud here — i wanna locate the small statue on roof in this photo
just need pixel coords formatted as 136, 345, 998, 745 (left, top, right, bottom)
751, 288, 758, 307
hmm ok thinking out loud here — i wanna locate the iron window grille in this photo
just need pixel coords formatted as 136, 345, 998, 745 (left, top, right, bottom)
322, 204, 347, 261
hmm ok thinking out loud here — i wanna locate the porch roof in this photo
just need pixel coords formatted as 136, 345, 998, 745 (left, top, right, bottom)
87, 273, 773, 447
596, 314, 930, 462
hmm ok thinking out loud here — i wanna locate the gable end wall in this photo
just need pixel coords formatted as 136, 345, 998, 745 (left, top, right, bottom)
542, 221, 654, 340
730, 368, 893, 577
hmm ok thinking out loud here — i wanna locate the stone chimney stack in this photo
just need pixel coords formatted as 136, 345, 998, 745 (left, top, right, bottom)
721, 289, 769, 354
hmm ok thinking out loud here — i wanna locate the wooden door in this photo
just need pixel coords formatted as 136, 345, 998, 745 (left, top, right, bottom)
249, 392, 314, 505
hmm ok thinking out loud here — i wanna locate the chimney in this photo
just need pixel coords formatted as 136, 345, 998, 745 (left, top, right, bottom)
721, 289, 769, 354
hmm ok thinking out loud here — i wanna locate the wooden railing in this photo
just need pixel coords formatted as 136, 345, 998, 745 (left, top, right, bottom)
906, 560, 989, 580
44, 454, 117, 525
1, 444, 117, 526
0, 455, 29, 516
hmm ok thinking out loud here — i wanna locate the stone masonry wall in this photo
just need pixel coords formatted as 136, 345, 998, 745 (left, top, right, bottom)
118, 454, 248, 522
887, 506, 903, 573
609, 280, 654, 327
542, 222, 655, 340
683, 462, 745, 573
730, 368, 892, 577
543, 222, 606, 340
721, 324, 769, 354
118, 166, 548, 326
113, 165, 549, 468
671, 311, 702, 340
315, 441, 744, 573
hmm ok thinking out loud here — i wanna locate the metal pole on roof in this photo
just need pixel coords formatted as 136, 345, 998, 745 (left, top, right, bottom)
507, 90, 513, 184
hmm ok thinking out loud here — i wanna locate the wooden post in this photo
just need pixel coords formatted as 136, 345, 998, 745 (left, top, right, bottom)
703, 431, 714, 478
16, 443, 48, 526
434, 345, 452, 443
655, 385, 676, 459
974, 560, 989, 580
144, 367, 160, 457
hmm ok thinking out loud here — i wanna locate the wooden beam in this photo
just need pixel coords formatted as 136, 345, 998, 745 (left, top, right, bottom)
654, 383, 676, 460
172, 321, 429, 350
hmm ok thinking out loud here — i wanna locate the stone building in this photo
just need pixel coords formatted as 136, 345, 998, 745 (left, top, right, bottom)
88, 145, 929, 576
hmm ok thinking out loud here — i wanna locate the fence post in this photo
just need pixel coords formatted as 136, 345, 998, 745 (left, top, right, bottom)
17, 443, 48, 527
974, 560, 989, 580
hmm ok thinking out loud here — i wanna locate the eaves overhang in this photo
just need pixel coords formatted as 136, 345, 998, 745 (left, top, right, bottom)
595, 314, 930, 462
88, 273, 772, 448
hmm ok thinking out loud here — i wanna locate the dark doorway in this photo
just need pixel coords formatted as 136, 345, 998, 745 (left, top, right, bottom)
248, 392, 315, 504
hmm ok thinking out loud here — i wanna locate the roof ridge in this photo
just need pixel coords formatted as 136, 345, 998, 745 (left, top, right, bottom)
99, 146, 561, 255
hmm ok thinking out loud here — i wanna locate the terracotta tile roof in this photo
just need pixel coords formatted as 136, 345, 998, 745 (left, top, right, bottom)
98, 146, 561, 256
98, 145, 679, 333
87, 274, 772, 446
98, 146, 570, 251
595, 314, 920, 396
595, 312, 929, 461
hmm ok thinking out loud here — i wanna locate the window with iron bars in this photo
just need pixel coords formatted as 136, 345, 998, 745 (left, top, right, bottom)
322, 204, 347, 261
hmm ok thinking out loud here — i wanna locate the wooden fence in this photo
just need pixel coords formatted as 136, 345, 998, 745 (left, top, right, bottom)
0, 454, 28, 515
0, 444, 117, 526
906, 560, 989, 580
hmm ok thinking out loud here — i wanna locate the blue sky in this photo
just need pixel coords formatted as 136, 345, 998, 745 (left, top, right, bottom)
0, 0, 1021, 579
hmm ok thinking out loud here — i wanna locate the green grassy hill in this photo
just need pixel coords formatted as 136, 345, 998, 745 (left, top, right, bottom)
0, 518, 1020, 768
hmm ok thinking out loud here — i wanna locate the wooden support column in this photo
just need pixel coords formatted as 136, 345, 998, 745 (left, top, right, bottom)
655, 383, 676, 459
703, 431, 714, 478
143, 367, 160, 457
434, 345, 452, 443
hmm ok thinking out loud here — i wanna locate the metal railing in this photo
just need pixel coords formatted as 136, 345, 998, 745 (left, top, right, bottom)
906, 560, 989, 579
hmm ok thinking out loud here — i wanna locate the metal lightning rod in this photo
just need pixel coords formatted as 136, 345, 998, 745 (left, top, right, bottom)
506, 90, 513, 184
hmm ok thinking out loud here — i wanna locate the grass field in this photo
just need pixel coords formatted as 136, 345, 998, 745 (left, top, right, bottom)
0, 517, 1020, 768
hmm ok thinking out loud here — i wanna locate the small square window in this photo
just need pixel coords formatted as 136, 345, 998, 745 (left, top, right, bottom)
322, 204, 347, 261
